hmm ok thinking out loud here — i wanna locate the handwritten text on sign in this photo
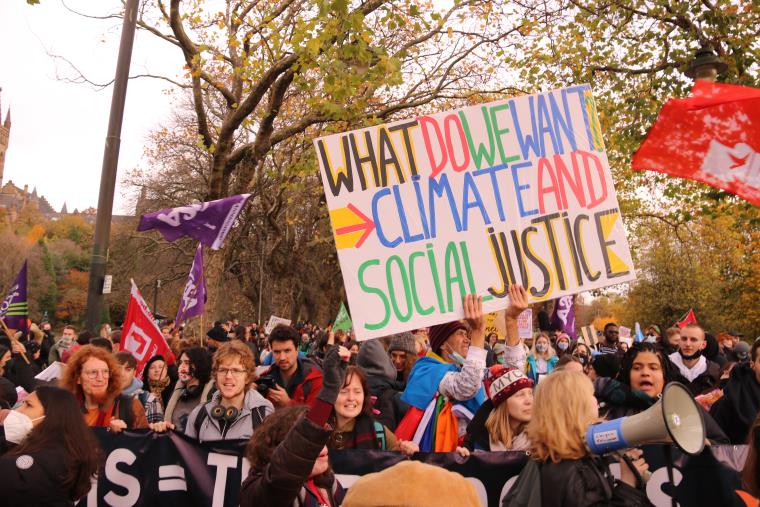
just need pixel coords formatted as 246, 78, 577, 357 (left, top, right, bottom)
315, 85, 635, 340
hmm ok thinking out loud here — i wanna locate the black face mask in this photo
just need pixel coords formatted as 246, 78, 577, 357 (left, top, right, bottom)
679, 349, 702, 361
575, 354, 589, 366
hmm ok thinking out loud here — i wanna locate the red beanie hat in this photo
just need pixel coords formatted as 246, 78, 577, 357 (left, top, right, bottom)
489, 367, 533, 407
428, 321, 467, 355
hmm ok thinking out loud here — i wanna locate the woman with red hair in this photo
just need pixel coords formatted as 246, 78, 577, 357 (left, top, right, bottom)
59, 345, 148, 431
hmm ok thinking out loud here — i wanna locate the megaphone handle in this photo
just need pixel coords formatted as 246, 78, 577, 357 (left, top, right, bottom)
616, 450, 648, 490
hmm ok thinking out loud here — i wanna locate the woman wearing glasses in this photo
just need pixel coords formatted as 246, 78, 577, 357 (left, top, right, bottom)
182, 341, 273, 442
60, 345, 149, 431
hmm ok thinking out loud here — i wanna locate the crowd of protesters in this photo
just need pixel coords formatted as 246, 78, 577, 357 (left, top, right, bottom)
1, 284, 759, 506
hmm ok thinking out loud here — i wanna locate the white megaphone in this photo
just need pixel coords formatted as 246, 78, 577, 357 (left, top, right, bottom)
587, 382, 706, 456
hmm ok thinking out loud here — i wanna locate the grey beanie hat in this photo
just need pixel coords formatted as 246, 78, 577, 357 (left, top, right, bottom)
388, 332, 416, 355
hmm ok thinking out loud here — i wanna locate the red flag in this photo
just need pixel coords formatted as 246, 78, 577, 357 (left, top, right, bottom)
676, 309, 698, 329
632, 81, 760, 206
121, 280, 174, 379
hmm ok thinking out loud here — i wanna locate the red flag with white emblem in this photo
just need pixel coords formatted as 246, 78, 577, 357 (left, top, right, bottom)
632, 81, 760, 206
121, 279, 174, 379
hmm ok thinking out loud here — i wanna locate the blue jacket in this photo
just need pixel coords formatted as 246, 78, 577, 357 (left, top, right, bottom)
526, 354, 558, 383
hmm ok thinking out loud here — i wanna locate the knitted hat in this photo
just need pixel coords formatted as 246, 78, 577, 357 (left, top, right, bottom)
342, 460, 480, 507
206, 326, 229, 342
489, 367, 533, 407
428, 321, 467, 354
388, 332, 416, 355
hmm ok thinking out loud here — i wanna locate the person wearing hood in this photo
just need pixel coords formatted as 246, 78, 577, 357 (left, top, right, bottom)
356, 336, 408, 430
668, 324, 720, 396
397, 294, 487, 452
595, 342, 728, 444
142, 355, 176, 408
159, 341, 274, 442
711, 340, 760, 444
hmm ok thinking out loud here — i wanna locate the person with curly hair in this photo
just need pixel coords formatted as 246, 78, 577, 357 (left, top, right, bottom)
59, 345, 148, 431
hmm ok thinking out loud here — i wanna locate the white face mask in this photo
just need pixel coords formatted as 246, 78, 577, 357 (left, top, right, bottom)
4, 410, 44, 444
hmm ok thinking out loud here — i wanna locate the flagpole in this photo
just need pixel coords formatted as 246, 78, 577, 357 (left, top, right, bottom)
0, 317, 30, 365
199, 313, 205, 348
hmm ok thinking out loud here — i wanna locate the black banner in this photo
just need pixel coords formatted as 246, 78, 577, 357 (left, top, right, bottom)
78, 429, 750, 507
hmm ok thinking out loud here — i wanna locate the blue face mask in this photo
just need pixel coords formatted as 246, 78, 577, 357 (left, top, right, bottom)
448, 351, 466, 366
557, 342, 569, 351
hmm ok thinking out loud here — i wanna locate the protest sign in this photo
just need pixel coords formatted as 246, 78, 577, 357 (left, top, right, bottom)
579, 324, 598, 346
484, 310, 506, 340
265, 315, 291, 334
315, 85, 636, 339
517, 308, 533, 339
78, 429, 748, 507
618, 325, 631, 339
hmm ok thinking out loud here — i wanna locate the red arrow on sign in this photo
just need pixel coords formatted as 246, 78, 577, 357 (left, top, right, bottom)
334, 204, 376, 248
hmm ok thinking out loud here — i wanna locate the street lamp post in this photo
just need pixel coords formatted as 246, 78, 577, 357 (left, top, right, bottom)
84, 0, 140, 332
684, 45, 728, 82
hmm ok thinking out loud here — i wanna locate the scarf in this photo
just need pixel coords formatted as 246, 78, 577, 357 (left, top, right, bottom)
149, 376, 171, 407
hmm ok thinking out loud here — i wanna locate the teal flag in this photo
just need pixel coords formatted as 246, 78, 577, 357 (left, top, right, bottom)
333, 302, 353, 333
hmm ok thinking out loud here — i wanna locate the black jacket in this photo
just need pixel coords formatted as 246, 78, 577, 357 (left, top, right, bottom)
240, 415, 345, 507
540, 456, 651, 507
0, 430, 74, 506
710, 363, 760, 444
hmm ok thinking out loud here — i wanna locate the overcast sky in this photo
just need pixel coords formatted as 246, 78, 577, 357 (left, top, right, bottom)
0, 0, 183, 214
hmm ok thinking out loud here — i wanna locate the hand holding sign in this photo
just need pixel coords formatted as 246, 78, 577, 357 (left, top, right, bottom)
505, 284, 529, 319
463, 294, 485, 348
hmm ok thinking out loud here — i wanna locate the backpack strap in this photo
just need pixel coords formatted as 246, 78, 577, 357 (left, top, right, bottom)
194, 405, 209, 437
116, 395, 134, 429
250, 406, 267, 430
373, 420, 387, 450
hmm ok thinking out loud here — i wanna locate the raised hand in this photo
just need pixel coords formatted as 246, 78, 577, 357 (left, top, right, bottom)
506, 284, 529, 319
316, 345, 350, 405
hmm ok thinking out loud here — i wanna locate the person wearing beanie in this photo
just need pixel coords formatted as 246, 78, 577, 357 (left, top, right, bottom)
206, 324, 229, 353
342, 460, 481, 507
460, 366, 534, 452
398, 295, 487, 452
388, 332, 417, 381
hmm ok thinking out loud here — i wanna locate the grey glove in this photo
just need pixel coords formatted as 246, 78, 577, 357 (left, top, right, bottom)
317, 345, 348, 405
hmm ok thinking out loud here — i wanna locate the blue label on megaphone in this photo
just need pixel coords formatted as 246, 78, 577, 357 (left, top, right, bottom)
586, 418, 629, 454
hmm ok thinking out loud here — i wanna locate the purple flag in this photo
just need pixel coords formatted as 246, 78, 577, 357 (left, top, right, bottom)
175, 244, 206, 326
549, 295, 576, 339
0, 261, 28, 332
138, 194, 252, 250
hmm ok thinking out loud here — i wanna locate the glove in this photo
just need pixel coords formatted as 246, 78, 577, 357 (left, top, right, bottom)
317, 345, 349, 405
